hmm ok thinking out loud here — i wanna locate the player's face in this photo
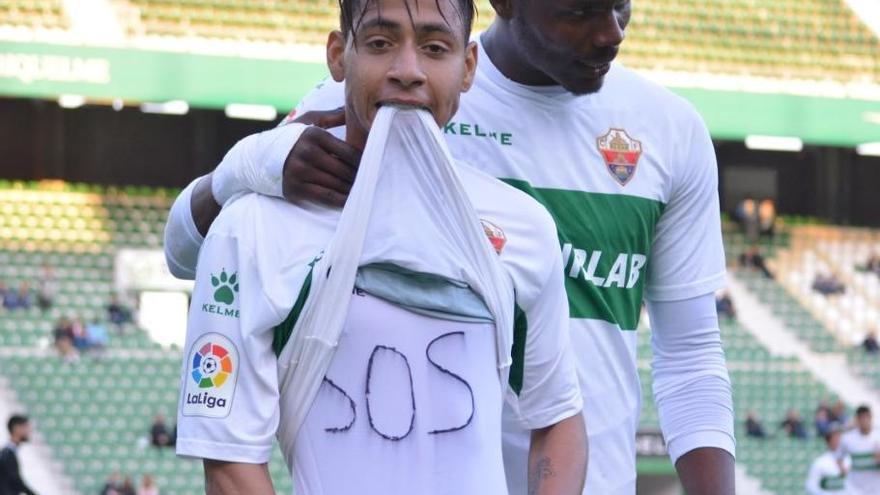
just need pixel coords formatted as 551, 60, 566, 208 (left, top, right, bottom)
857, 412, 872, 433
327, 0, 477, 146
14, 422, 30, 443
827, 431, 841, 450
507, 0, 630, 94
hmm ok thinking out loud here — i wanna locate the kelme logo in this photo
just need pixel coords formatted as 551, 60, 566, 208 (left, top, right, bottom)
211, 269, 238, 305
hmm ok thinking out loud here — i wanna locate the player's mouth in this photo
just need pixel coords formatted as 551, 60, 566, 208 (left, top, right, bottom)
576, 60, 611, 77
377, 99, 432, 113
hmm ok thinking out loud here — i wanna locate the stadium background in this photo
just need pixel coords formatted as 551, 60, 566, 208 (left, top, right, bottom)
0, 0, 878, 494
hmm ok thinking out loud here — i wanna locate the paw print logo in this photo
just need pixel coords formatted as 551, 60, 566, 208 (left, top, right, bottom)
211, 269, 239, 305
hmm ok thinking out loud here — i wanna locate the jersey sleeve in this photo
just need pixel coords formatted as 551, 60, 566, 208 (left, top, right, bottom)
175, 228, 284, 464
281, 77, 346, 126
645, 108, 726, 302
509, 221, 583, 430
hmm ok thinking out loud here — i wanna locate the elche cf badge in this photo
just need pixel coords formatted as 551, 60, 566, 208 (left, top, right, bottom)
480, 219, 506, 255
597, 128, 643, 186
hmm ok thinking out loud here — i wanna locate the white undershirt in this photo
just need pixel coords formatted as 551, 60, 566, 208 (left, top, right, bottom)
293, 293, 507, 495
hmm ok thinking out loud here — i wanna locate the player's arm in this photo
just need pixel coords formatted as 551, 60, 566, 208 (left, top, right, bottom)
803, 459, 825, 495
163, 84, 354, 280
513, 216, 587, 495
646, 107, 735, 494
528, 414, 586, 495
175, 218, 284, 493
204, 460, 274, 495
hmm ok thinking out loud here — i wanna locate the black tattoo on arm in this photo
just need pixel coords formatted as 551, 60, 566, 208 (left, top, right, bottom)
528, 456, 556, 495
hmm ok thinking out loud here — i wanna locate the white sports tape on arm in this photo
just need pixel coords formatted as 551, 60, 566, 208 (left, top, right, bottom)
647, 293, 736, 464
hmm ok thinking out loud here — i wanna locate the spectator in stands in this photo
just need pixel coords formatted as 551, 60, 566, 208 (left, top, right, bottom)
107, 295, 132, 327
86, 319, 109, 356
736, 197, 760, 243
136, 474, 159, 495
812, 272, 846, 296
3, 281, 32, 311
830, 400, 849, 426
53, 316, 73, 345
862, 329, 880, 355
715, 290, 736, 320
0, 414, 36, 495
0, 282, 6, 310
70, 317, 90, 352
119, 476, 135, 495
815, 407, 834, 437
745, 410, 766, 438
860, 253, 880, 277
150, 413, 173, 448
100, 472, 122, 495
53, 316, 78, 364
36, 263, 56, 313
739, 246, 774, 279
758, 199, 776, 239
781, 408, 808, 439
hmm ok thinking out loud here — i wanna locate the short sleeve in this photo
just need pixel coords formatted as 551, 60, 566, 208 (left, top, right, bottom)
645, 109, 726, 301
510, 243, 582, 430
175, 231, 283, 464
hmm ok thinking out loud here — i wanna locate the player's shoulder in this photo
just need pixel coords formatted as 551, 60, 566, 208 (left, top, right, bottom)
604, 64, 705, 127
458, 161, 557, 238
208, 193, 335, 251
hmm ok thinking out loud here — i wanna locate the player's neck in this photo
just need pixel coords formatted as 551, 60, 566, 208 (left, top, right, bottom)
345, 110, 368, 151
481, 22, 556, 87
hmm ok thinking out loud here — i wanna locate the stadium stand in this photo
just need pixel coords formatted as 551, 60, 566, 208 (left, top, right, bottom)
624, 0, 880, 83
724, 223, 843, 353
638, 319, 840, 495
112, 0, 880, 84
121, 0, 498, 45
771, 225, 880, 346
0, 0, 68, 30
0, 181, 293, 495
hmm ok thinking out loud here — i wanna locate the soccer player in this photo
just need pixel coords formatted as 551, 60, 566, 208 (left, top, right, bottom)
806, 427, 853, 495
173, 0, 586, 494
839, 405, 880, 494
804, 425, 852, 495
165, 0, 735, 493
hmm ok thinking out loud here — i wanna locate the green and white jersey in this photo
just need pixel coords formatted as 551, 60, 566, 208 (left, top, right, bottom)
806, 451, 853, 495
294, 39, 727, 494
174, 128, 582, 494
840, 428, 880, 494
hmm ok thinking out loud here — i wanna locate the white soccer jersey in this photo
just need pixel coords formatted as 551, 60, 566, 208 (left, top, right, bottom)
175, 143, 582, 494
291, 39, 728, 494
840, 428, 880, 494
806, 451, 853, 495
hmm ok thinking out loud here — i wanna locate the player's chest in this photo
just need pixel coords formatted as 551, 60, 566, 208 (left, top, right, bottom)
446, 102, 675, 204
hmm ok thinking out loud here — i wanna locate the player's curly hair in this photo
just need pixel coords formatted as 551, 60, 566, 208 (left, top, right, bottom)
338, 0, 477, 42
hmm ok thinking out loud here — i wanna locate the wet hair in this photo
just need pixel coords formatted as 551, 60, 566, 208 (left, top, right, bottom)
339, 0, 477, 42
7, 414, 28, 434
856, 405, 871, 417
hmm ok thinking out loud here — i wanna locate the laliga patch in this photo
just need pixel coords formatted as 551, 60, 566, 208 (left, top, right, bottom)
597, 128, 642, 186
182, 333, 238, 418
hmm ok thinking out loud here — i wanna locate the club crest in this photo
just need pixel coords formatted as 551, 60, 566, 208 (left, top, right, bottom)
597, 128, 643, 186
480, 220, 507, 255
